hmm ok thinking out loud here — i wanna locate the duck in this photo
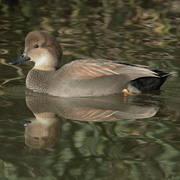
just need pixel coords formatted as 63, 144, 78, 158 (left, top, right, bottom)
9, 30, 170, 97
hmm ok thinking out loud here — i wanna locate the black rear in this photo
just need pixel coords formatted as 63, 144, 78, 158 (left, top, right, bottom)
129, 70, 170, 92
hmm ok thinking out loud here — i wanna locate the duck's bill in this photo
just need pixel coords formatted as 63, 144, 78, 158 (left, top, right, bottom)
9, 52, 30, 65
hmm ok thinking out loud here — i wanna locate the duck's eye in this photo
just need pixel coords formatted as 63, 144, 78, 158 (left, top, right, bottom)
34, 44, 39, 48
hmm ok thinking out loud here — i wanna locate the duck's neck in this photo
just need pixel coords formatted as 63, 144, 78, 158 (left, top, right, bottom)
33, 64, 56, 71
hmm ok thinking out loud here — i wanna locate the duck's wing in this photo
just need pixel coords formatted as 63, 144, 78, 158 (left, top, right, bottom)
59, 59, 158, 80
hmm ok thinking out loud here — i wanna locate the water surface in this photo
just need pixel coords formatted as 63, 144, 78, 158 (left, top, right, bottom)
0, 0, 180, 179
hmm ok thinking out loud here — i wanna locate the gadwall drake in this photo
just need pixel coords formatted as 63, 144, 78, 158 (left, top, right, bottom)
9, 31, 170, 97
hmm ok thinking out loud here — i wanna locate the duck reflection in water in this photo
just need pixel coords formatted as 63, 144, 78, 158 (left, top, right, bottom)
21, 91, 159, 149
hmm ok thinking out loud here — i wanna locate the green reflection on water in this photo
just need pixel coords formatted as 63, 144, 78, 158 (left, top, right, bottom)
0, 0, 180, 179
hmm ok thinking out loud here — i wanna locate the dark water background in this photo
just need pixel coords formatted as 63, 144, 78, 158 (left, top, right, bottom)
0, 0, 180, 179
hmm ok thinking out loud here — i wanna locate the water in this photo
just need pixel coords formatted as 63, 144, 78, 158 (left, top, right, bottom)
0, 0, 180, 179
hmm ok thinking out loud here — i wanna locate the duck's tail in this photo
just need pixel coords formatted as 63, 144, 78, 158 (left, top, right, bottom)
127, 70, 170, 93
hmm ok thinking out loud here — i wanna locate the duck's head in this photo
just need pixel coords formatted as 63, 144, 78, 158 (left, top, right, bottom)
9, 31, 62, 71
